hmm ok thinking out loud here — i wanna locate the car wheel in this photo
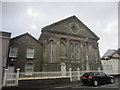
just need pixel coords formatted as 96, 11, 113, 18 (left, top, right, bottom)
94, 80, 98, 86
110, 79, 114, 84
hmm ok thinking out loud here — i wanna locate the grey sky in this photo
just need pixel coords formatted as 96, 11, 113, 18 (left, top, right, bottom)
1, 2, 118, 56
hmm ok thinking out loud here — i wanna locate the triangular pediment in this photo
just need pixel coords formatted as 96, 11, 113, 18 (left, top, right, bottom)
42, 15, 99, 40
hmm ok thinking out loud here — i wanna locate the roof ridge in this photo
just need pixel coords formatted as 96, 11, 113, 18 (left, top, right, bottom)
41, 15, 99, 40
42, 15, 76, 31
11, 32, 42, 45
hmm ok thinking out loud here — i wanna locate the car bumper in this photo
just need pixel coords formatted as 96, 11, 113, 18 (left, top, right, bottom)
81, 79, 94, 85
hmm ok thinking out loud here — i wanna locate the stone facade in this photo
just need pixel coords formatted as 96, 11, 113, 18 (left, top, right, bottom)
7, 15, 102, 72
39, 15, 102, 71
7, 33, 43, 72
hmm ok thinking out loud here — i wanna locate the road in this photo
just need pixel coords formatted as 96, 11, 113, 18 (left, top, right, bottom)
2, 76, 120, 90
53, 76, 119, 88
38, 76, 120, 90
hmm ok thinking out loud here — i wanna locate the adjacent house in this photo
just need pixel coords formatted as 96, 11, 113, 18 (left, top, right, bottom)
0, 31, 11, 89
7, 15, 102, 73
101, 49, 120, 75
7, 33, 43, 72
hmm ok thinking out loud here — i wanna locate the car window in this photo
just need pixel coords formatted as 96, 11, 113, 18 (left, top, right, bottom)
99, 72, 106, 76
94, 72, 100, 76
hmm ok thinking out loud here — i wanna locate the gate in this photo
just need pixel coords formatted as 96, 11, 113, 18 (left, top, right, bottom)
3, 68, 20, 87
4, 72, 16, 86
71, 71, 79, 81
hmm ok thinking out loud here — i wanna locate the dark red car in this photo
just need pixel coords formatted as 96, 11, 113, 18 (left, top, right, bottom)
81, 72, 114, 86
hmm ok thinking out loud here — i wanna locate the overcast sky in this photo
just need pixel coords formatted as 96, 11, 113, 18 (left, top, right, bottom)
1, 2, 118, 56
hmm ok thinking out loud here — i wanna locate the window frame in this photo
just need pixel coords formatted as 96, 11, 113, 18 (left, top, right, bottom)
26, 47, 35, 59
9, 46, 18, 58
70, 43, 74, 59
60, 42, 65, 56
25, 63, 34, 73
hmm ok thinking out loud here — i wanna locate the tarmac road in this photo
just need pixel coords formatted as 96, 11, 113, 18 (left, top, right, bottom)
2, 75, 120, 90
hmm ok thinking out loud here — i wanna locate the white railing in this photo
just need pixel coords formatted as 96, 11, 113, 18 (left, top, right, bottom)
19, 71, 69, 80
3, 68, 120, 87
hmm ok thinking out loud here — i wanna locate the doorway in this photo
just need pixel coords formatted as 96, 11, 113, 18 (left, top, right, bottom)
61, 63, 66, 76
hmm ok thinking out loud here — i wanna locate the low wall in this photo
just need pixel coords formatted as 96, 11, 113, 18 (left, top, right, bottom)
18, 77, 70, 88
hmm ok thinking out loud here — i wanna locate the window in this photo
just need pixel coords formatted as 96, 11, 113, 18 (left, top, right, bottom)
50, 40, 54, 63
107, 65, 112, 70
70, 43, 74, 59
9, 47, 18, 57
26, 48, 35, 58
75, 44, 80, 59
60, 42, 65, 55
85, 42, 88, 47
94, 52, 97, 63
25, 63, 33, 73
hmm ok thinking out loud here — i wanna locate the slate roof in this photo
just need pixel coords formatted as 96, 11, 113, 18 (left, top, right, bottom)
101, 49, 120, 60
41, 15, 100, 40
11, 32, 42, 45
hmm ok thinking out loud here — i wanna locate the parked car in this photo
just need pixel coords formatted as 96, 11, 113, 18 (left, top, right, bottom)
80, 72, 114, 86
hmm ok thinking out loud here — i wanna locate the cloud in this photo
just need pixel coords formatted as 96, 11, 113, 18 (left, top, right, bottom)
99, 20, 118, 56
104, 20, 118, 32
2, 2, 118, 56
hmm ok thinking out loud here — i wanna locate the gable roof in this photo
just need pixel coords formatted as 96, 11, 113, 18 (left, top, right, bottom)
101, 49, 120, 60
41, 15, 100, 40
11, 32, 42, 45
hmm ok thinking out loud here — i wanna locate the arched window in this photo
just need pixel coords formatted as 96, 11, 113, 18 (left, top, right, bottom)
94, 50, 98, 63
75, 44, 80, 59
93, 44, 98, 64
70, 43, 74, 59
60, 42, 65, 55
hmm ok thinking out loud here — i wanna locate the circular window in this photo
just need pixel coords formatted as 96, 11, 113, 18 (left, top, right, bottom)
69, 22, 79, 34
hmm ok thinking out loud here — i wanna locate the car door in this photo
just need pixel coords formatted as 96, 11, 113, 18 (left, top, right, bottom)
99, 72, 107, 84
94, 72, 102, 84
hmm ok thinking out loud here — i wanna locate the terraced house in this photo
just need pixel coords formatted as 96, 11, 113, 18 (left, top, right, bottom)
7, 15, 102, 72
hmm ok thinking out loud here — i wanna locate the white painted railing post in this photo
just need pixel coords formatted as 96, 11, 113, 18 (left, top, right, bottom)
3, 69, 8, 87
77, 68, 80, 81
16, 68, 20, 86
69, 68, 72, 82
98, 68, 101, 72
